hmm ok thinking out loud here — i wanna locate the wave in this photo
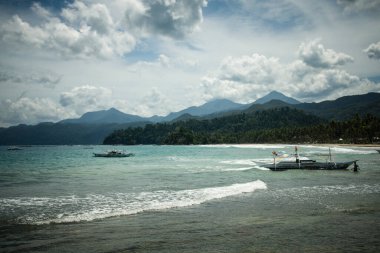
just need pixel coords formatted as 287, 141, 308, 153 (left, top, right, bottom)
201, 144, 377, 154
270, 183, 380, 202
220, 166, 270, 171
296, 145, 377, 154
252, 158, 273, 163
220, 159, 257, 165
253, 166, 270, 171
221, 167, 255, 172
0, 180, 267, 225
201, 144, 287, 149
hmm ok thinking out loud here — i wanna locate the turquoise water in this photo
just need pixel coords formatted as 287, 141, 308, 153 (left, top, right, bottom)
0, 144, 379, 252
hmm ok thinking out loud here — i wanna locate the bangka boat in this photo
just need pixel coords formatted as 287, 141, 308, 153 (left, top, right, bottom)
93, 150, 134, 158
262, 147, 359, 171
7, 146, 23, 151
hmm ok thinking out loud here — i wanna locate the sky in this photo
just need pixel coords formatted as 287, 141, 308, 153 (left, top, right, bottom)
0, 0, 380, 127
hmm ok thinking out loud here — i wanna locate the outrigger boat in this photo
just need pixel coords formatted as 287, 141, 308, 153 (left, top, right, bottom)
93, 150, 134, 158
262, 146, 359, 171
7, 146, 23, 151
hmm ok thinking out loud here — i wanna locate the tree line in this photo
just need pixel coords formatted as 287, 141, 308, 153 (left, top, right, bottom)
103, 107, 380, 145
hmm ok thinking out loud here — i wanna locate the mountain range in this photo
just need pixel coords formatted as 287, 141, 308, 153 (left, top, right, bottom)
1, 91, 379, 145
57, 91, 299, 124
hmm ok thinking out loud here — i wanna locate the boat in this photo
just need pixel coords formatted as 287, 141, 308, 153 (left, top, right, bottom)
262, 147, 359, 171
93, 150, 134, 158
7, 146, 23, 151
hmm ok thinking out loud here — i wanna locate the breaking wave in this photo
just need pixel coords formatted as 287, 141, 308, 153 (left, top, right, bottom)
0, 180, 267, 225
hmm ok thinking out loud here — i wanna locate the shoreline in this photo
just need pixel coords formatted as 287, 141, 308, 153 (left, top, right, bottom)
308, 143, 380, 148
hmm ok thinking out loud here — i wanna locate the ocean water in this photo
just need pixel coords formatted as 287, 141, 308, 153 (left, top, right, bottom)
0, 144, 379, 252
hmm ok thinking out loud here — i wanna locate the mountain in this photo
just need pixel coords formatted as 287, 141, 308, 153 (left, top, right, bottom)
246, 99, 292, 112
1, 92, 379, 145
60, 108, 145, 124
151, 98, 245, 122
254, 91, 300, 105
180, 92, 380, 122
294, 92, 380, 120
0, 122, 147, 145
103, 107, 328, 145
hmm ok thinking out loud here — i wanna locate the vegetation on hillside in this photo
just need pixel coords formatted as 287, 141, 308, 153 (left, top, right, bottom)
103, 107, 380, 145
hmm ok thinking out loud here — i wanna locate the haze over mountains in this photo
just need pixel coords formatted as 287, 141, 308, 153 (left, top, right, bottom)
1, 91, 379, 145
58, 91, 300, 125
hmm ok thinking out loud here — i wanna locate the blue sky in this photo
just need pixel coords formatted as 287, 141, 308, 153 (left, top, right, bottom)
0, 0, 380, 126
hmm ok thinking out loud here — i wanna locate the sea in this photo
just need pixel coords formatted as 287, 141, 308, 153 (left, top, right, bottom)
0, 144, 379, 253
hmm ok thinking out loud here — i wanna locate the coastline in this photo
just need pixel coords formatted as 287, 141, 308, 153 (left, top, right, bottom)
311, 143, 380, 148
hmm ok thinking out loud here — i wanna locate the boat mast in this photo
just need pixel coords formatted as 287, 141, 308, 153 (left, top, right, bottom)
295, 146, 300, 169
328, 147, 332, 162
272, 151, 277, 171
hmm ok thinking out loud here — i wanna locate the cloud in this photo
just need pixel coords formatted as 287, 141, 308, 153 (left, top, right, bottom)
199, 53, 284, 102
364, 41, 380, 60
297, 39, 353, 68
0, 1, 135, 59
0, 66, 61, 88
61, 1, 114, 35
0, 84, 134, 126
337, 0, 380, 13
59, 85, 113, 115
0, 15, 48, 48
288, 61, 375, 100
125, 0, 207, 39
201, 54, 285, 103
199, 40, 379, 103
0, 97, 71, 127
0, 0, 208, 60
133, 87, 179, 116
238, 0, 311, 30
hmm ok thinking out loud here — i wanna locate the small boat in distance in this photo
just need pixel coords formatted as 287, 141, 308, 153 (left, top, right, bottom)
262, 146, 359, 171
93, 150, 134, 158
7, 146, 23, 151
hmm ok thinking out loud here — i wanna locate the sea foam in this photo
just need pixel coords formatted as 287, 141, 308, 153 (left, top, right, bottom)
0, 180, 267, 225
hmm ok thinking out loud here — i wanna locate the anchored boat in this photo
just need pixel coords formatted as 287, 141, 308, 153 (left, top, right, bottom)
93, 150, 134, 158
262, 146, 359, 171
7, 146, 23, 151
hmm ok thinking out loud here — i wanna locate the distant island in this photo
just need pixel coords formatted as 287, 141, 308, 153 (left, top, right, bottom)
1, 92, 380, 145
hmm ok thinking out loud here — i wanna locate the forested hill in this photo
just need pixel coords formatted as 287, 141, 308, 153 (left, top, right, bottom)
103, 108, 380, 145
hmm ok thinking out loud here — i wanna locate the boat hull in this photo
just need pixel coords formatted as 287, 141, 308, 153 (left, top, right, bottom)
93, 153, 134, 158
263, 161, 357, 171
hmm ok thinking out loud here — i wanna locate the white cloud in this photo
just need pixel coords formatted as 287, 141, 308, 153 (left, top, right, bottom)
0, 65, 61, 88
288, 61, 376, 100
0, 84, 136, 126
1, 15, 48, 48
364, 41, 380, 60
297, 39, 353, 68
0, 97, 71, 127
0, 1, 135, 59
59, 85, 114, 116
133, 87, 176, 116
337, 0, 380, 13
0, 0, 208, 60
199, 40, 379, 103
199, 53, 284, 102
125, 0, 207, 39
61, 1, 114, 35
